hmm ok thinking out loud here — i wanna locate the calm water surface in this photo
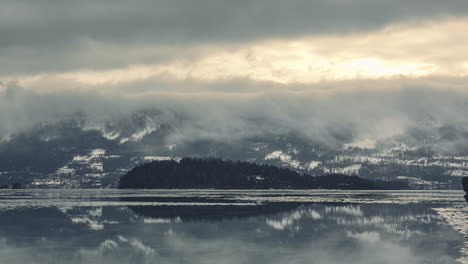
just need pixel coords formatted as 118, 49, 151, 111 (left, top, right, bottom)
0, 189, 466, 264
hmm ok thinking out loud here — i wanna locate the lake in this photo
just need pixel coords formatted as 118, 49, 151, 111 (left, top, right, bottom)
0, 189, 466, 264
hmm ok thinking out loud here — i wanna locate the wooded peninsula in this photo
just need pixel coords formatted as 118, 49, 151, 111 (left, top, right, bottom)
118, 158, 410, 190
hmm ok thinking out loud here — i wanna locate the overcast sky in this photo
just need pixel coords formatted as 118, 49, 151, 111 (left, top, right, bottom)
1, 0, 468, 150
2, 0, 468, 79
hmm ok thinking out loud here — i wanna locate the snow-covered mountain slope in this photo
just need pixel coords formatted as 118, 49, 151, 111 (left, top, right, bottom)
1, 114, 467, 190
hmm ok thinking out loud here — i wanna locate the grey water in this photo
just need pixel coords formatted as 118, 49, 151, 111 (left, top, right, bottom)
0, 189, 466, 264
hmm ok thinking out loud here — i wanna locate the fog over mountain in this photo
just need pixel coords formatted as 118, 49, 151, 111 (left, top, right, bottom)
1, 78, 468, 189
2, 78, 468, 153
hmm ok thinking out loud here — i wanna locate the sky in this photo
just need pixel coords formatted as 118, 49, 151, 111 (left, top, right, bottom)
1, 0, 468, 150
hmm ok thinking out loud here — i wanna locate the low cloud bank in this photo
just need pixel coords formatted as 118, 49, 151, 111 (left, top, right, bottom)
1, 77, 468, 154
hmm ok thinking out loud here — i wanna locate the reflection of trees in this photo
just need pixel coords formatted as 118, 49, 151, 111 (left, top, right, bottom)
127, 202, 304, 222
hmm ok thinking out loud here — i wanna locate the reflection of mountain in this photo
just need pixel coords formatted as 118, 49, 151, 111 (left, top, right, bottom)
0, 200, 464, 264
0, 113, 467, 189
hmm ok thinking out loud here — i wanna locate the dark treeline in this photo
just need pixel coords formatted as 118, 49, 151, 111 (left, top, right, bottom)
0, 183, 22, 189
119, 158, 410, 190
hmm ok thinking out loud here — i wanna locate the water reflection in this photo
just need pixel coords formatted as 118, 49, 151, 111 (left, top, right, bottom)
0, 191, 465, 264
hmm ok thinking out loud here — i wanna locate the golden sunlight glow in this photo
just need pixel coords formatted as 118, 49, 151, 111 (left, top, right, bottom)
8, 17, 468, 88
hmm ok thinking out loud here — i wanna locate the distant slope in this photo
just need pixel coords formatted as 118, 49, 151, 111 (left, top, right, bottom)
0, 117, 463, 190
118, 158, 410, 190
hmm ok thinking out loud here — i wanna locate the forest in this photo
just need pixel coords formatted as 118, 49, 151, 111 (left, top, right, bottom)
119, 158, 410, 190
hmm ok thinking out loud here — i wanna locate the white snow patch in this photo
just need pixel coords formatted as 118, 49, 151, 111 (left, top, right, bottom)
325, 164, 361, 174
119, 137, 130, 144
448, 170, 468, 177
307, 161, 321, 170
55, 166, 75, 175
144, 156, 181, 162
90, 162, 104, 172
255, 175, 265, 181
91, 149, 106, 156
130, 129, 150, 142
73, 149, 106, 162
265, 151, 301, 169
123, 121, 160, 143
144, 217, 182, 224
250, 143, 268, 152
102, 131, 120, 140
31, 179, 63, 186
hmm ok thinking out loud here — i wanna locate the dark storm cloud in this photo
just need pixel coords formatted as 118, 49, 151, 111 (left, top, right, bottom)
1, 0, 468, 74
3, 0, 468, 45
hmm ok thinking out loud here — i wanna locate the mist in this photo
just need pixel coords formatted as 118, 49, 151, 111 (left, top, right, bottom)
2, 77, 468, 154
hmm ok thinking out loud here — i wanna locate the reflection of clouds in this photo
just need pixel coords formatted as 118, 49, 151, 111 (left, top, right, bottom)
0, 234, 431, 264
0, 203, 464, 264
100, 239, 118, 250
322, 205, 440, 241
82, 235, 158, 263
264, 204, 454, 248
161, 230, 265, 264
128, 239, 156, 256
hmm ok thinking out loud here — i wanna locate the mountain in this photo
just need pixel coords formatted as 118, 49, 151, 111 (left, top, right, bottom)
118, 158, 409, 190
0, 111, 466, 189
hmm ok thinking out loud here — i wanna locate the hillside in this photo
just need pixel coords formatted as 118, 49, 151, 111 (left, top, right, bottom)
118, 158, 410, 190
0, 117, 464, 190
